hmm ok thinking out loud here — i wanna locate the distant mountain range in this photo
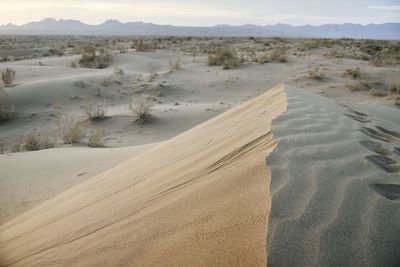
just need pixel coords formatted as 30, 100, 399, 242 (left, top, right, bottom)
1, 18, 399, 40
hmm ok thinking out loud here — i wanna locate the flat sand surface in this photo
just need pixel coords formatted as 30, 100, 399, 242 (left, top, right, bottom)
0, 85, 286, 266
268, 86, 400, 267
0, 143, 157, 224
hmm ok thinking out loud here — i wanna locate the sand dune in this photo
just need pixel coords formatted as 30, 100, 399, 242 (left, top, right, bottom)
0, 84, 286, 266
267, 86, 400, 267
0, 143, 157, 224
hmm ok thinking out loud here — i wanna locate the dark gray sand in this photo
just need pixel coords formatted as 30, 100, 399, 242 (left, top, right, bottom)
267, 86, 400, 267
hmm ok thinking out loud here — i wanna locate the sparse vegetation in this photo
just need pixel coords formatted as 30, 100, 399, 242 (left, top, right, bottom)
113, 67, 124, 75
134, 39, 154, 52
343, 67, 362, 79
147, 64, 158, 82
169, 58, 183, 71
59, 117, 86, 144
208, 47, 240, 69
2, 68, 15, 86
369, 88, 388, 97
308, 66, 326, 80
256, 52, 270, 64
79, 46, 112, 69
0, 86, 14, 121
269, 48, 287, 62
83, 98, 107, 121
130, 94, 153, 123
88, 129, 105, 147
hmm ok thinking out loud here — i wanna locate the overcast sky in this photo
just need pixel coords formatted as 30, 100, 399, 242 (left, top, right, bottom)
1, 0, 399, 26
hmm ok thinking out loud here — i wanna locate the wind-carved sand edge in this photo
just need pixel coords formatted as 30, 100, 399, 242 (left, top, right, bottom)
0, 84, 287, 266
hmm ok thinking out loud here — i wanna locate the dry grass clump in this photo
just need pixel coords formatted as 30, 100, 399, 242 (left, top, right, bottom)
369, 88, 388, 97
79, 46, 112, 69
169, 58, 183, 71
308, 66, 326, 80
343, 67, 362, 79
2, 68, 15, 86
0, 87, 14, 121
360, 41, 400, 66
130, 94, 153, 123
345, 81, 371, 92
256, 52, 270, 64
12, 131, 53, 152
134, 39, 154, 52
327, 49, 346, 59
70, 61, 78, 68
59, 117, 86, 144
83, 99, 107, 121
269, 48, 287, 62
208, 47, 240, 69
113, 67, 124, 75
88, 129, 105, 148
147, 64, 158, 82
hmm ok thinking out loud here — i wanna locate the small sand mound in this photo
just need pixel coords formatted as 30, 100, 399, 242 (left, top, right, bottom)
0, 85, 287, 266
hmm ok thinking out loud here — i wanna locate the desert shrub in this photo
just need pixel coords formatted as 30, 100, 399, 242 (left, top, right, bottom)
0, 87, 14, 121
308, 66, 326, 80
79, 46, 112, 69
169, 58, 183, 71
100, 77, 113, 87
369, 88, 388, 97
84, 99, 107, 120
59, 117, 86, 144
70, 61, 78, 68
113, 67, 124, 75
269, 48, 287, 62
147, 64, 158, 82
343, 67, 362, 79
88, 129, 105, 147
345, 81, 371, 92
23, 131, 42, 151
256, 52, 270, 64
135, 39, 154, 52
208, 47, 240, 69
130, 94, 153, 123
328, 49, 346, 58
2, 68, 15, 86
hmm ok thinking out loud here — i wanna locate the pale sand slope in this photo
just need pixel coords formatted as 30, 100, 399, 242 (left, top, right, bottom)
0, 85, 287, 266
267, 86, 400, 267
0, 143, 157, 224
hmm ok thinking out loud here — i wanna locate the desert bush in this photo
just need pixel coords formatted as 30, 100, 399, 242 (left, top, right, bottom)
308, 66, 326, 80
328, 49, 346, 58
59, 117, 86, 144
208, 47, 240, 69
169, 58, 183, 71
23, 131, 43, 151
2, 68, 15, 86
130, 94, 153, 123
84, 98, 107, 121
79, 46, 112, 69
345, 81, 371, 92
70, 61, 78, 68
147, 64, 158, 82
269, 48, 287, 62
0, 87, 14, 121
369, 88, 388, 97
256, 52, 270, 64
113, 67, 124, 75
135, 39, 154, 52
343, 67, 362, 79
88, 129, 105, 147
